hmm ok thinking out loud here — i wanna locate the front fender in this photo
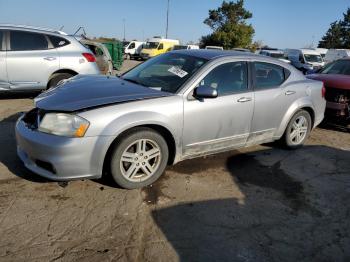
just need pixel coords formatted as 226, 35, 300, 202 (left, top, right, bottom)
275, 97, 315, 138
99, 111, 182, 168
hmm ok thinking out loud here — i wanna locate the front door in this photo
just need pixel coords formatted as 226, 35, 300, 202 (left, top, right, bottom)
6, 30, 59, 90
183, 61, 254, 157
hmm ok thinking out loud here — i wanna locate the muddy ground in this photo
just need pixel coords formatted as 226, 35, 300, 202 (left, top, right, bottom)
0, 60, 349, 262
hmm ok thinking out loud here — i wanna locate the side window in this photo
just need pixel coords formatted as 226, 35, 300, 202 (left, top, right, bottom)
158, 43, 164, 50
254, 62, 285, 89
128, 42, 135, 49
0, 31, 3, 51
49, 35, 70, 48
199, 62, 248, 96
10, 31, 48, 51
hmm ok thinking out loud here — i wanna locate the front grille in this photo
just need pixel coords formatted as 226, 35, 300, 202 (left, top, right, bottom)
325, 87, 350, 104
22, 108, 45, 130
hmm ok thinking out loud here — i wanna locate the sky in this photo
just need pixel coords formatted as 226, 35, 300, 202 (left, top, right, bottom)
0, 0, 349, 48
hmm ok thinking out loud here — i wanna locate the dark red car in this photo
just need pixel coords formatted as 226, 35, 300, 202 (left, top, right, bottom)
307, 58, 350, 126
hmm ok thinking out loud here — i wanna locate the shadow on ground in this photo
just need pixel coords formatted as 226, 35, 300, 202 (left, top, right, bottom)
0, 91, 40, 100
152, 145, 350, 262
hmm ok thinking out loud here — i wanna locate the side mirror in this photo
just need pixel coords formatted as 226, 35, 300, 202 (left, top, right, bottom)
194, 85, 218, 99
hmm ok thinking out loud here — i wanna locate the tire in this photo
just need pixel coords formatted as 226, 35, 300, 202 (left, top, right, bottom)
281, 110, 312, 149
47, 73, 74, 89
110, 128, 169, 189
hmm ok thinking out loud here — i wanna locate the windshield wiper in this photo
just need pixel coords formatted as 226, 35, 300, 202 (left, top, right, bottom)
122, 78, 149, 87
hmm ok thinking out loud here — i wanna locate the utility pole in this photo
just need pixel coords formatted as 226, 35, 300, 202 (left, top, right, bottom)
123, 18, 126, 42
166, 0, 170, 38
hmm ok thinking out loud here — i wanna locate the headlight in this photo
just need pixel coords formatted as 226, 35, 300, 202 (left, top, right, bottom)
38, 113, 90, 137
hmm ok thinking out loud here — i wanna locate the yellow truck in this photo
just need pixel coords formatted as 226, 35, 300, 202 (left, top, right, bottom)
140, 37, 180, 60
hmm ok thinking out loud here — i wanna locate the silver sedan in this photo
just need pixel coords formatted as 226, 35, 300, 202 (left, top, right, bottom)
16, 50, 326, 189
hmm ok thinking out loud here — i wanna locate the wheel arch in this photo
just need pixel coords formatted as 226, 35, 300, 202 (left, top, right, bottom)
276, 99, 316, 138
47, 69, 78, 88
101, 124, 178, 177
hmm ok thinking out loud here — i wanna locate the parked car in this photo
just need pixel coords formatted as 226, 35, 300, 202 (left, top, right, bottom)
140, 37, 179, 59
259, 49, 291, 64
307, 58, 350, 126
173, 44, 200, 50
124, 41, 145, 60
232, 48, 251, 53
285, 49, 325, 74
16, 50, 325, 189
205, 46, 224, 50
0, 24, 100, 91
324, 49, 350, 64
80, 39, 113, 75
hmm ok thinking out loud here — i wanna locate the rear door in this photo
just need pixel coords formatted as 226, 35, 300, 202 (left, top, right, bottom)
0, 30, 8, 90
248, 61, 294, 145
6, 30, 59, 90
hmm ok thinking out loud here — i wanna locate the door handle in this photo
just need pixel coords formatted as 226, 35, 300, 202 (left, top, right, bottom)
285, 90, 296, 95
237, 97, 252, 103
43, 57, 57, 61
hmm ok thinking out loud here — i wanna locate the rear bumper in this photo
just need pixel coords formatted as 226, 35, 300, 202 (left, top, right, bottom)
15, 116, 109, 181
325, 101, 349, 123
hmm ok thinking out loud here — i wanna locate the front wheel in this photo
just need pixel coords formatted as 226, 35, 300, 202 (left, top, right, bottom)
110, 128, 169, 189
281, 110, 312, 149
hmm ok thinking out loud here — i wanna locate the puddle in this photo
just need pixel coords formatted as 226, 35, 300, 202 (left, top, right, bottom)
141, 173, 171, 205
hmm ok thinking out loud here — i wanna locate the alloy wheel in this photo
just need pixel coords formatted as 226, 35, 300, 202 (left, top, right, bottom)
289, 115, 308, 145
120, 139, 161, 182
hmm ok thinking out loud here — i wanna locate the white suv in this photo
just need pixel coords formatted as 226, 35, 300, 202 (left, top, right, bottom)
0, 24, 100, 91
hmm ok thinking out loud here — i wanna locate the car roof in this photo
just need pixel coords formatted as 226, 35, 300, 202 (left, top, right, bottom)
172, 49, 260, 60
0, 24, 67, 36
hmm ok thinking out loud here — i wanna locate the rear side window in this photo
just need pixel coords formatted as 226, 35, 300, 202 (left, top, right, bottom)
0, 31, 3, 51
254, 62, 286, 89
49, 35, 70, 48
10, 31, 48, 51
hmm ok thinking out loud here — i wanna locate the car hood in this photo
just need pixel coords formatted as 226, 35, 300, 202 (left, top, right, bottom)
35, 75, 173, 112
306, 74, 350, 90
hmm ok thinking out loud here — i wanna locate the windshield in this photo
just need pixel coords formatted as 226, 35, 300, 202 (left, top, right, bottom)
304, 54, 323, 63
122, 53, 208, 93
270, 53, 285, 59
319, 60, 350, 75
144, 42, 159, 49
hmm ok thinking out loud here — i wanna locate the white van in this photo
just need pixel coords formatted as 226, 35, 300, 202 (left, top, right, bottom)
173, 44, 199, 50
259, 49, 290, 64
285, 49, 325, 73
324, 49, 350, 64
205, 46, 224, 50
315, 48, 328, 59
124, 41, 145, 59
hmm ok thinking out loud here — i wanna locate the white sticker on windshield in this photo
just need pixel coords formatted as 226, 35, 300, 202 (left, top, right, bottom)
168, 66, 188, 78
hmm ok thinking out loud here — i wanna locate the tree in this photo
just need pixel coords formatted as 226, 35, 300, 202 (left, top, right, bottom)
318, 8, 350, 49
200, 0, 254, 49
340, 8, 350, 48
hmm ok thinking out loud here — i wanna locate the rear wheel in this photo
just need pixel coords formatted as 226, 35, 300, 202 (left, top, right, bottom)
282, 110, 312, 149
110, 128, 169, 189
47, 73, 74, 89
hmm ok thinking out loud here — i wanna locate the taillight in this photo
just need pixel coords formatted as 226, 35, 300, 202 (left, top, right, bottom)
82, 53, 96, 62
321, 83, 326, 98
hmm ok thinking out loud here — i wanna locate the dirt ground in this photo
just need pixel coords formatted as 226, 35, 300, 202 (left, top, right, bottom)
0, 60, 349, 262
